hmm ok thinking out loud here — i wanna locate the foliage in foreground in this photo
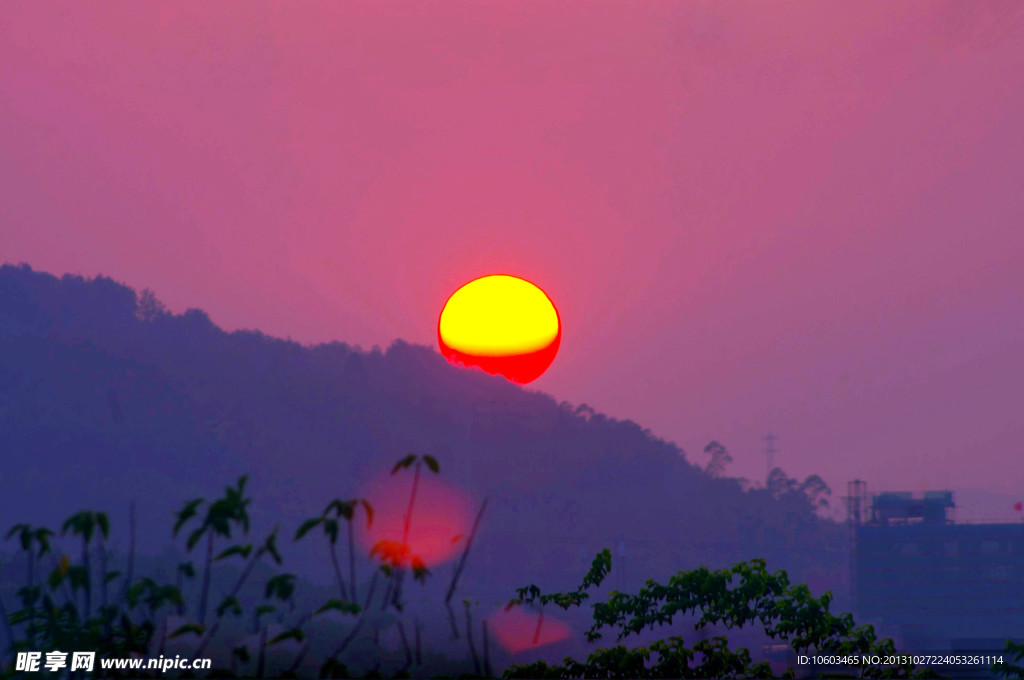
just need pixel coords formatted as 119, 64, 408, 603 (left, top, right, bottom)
995, 640, 1024, 680
0, 459, 979, 679
503, 551, 940, 679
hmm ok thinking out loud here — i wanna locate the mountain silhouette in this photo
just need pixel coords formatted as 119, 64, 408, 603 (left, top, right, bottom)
0, 263, 847, 613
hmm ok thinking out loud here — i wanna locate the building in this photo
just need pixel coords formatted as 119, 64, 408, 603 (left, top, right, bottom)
851, 485, 1024, 652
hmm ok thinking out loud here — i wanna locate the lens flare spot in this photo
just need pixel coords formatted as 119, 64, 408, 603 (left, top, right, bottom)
439, 275, 560, 384
356, 473, 473, 568
489, 606, 572, 654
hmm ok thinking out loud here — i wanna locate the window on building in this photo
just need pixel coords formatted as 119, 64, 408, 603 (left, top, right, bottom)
898, 542, 918, 556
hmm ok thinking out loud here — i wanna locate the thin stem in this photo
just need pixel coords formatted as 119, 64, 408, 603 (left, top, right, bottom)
198, 532, 213, 625
0, 592, 15, 661
396, 620, 413, 671
99, 535, 108, 612
446, 601, 460, 640
326, 571, 380, 661
380, 573, 394, 611
347, 519, 357, 602
118, 502, 136, 604
465, 600, 481, 676
99, 533, 112, 641
329, 542, 348, 602
195, 546, 262, 656
390, 567, 405, 608
393, 462, 422, 608
282, 613, 311, 675
446, 498, 489, 604
256, 626, 268, 678
52, 553, 75, 610
402, 462, 421, 547
81, 536, 92, 619
286, 641, 310, 676
533, 608, 544, 646
26, 550, 35, 646
482, 619, 493, 678
175, 568, 185, 616
157, 616, 168, 656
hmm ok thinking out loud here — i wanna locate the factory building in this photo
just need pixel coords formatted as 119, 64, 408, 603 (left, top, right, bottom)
849, 483, 1024, 652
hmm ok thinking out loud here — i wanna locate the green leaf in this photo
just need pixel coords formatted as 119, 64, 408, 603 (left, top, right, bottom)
423, 455, 440, 474
160, 585, 185, 608
314, 599, 361, 616
269, 628, 306, 645
96, 512, 110, 538
258, 529, 283, 565
6, 523, 31, 552
16, 585, 41, 607
216, 595, 242, 618
173, 499, 204, 536
265, 573, 297, 601
126, 579, 150, 606
324, 519, 339, 544
8, 610, 31, 625
168, 623, 205, 639
335, 500, 354, 521
214, 544, 253, 562
186, 527, 205, 551
5, 523, 26, 540
67, 565, 89, 591
411, 556, 430, 584
370, 539, 409, 566
319, 659, 350, 679
294, 517, 323, 541
390, 454, 416, 475
34, 528, 54, 555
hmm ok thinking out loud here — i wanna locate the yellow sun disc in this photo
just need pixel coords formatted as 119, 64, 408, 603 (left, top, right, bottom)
438, 275, 561, 384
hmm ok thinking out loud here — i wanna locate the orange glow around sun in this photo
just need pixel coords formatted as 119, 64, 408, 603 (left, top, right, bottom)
438, 275, 560, 384
355, 473, 473, 568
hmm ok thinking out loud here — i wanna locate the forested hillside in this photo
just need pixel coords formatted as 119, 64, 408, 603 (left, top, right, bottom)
0, 263, 846, 612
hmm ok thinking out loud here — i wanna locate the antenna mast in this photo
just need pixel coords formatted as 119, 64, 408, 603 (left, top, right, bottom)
763, 433, 777, 482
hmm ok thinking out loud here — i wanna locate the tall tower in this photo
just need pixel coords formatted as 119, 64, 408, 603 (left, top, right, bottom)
846, 479, 868, 619
763, 433, 778, 482
846, 480, 868, 526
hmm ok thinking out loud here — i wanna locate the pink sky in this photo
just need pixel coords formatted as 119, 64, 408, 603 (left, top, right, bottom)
3, 2, 1023, 513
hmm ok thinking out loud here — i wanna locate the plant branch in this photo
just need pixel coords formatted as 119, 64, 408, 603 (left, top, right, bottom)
446, 498, 489, 604
198, 532, 213, 625
465, 600, 481, 676
326, 570, 380, 661
117, 502, 136, 605
482, 618, 493, 678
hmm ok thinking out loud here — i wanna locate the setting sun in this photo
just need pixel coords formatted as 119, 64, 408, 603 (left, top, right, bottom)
438, 275, 561, 383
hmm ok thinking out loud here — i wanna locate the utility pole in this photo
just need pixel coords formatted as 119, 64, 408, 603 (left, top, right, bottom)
763, 433, 777, 482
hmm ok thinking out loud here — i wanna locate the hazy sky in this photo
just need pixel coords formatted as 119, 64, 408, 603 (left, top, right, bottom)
3, 2, 1023, 515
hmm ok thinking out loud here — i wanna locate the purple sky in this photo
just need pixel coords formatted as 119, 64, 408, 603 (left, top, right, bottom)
3, 2, 1023, 516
